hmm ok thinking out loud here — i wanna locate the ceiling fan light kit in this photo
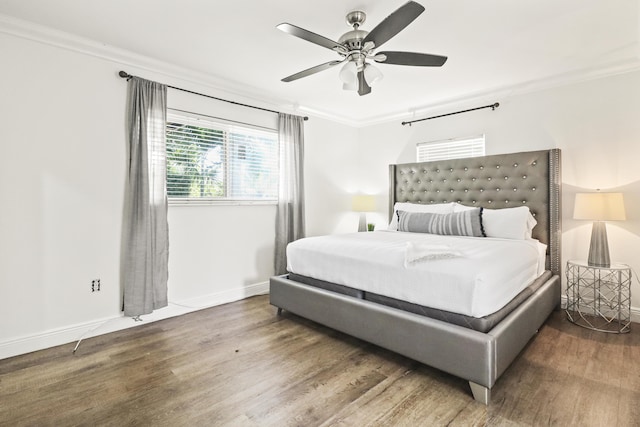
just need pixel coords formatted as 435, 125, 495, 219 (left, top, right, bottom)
339, 62, 358, 90
364, 64, 384, 86
339, 60, 383, 91
277, 1, 447, 96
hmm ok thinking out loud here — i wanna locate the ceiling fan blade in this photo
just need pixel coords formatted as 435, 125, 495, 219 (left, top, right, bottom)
376, 51, 447, 67
357, 71, 372, 96
282, 60, 343, 82
363, 1, 425, 49
277, 23, 342, 51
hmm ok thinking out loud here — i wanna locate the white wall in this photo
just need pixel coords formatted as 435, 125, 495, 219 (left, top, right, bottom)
0, 30, 359, 358
357, 70, 640, 311
0, 34, 127, 349
304, 117, 361, 236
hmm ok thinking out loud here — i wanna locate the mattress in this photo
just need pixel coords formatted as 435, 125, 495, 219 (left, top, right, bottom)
288, 270, 552, 332
286, 231, 546, 318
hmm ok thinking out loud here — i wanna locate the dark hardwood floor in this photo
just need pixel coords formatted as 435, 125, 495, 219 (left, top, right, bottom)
1, 295, 639, 426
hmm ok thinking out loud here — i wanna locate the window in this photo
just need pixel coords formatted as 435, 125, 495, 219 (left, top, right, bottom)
166, 112, 278, 204
417, 135, 485, 162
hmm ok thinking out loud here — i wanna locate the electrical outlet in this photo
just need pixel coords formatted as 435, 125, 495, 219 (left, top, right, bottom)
91, 279, 101, 292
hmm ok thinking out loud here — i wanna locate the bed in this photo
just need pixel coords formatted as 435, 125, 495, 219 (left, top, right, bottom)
270, 149, 561, 404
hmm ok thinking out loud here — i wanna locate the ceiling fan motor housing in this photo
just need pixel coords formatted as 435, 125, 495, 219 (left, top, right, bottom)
338, 29, 369, 51
340, 10, 369, 50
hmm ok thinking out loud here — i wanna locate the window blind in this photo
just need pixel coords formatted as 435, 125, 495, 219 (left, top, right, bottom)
166, 112, 278, 203
417, 135, 485, 162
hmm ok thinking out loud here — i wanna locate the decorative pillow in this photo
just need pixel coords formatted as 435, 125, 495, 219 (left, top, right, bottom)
397, 208, 485, 237
453, 204, 536, 240
388, 202, 454, 231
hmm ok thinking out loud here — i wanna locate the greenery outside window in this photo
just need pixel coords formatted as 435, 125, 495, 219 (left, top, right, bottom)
166, 111, 278, 204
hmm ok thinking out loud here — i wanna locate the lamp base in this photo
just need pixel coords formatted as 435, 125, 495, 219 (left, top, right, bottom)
358, 213, 367, 232
587, 221, 610, 267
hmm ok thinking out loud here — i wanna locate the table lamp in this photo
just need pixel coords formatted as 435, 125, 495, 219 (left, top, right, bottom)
573, 192, 626, 267
352, 195, 376, 232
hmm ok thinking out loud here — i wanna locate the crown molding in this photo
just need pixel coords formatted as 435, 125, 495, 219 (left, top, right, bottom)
357, 57, 640, 128
296, 104, 362, 127
2, 13, 639, 129
0, 13, 301, 119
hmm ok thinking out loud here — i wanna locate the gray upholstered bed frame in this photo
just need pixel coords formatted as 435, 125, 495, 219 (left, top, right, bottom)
270, 149, 562, 404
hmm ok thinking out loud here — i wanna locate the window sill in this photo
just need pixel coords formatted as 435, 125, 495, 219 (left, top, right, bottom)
168, 199, 277, 207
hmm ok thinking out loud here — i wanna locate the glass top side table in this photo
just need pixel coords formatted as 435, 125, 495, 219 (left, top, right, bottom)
565, 260, 632, 333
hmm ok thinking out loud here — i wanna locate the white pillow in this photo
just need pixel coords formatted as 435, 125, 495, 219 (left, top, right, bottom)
388, 202, 454, 231
453, 204, 536, 240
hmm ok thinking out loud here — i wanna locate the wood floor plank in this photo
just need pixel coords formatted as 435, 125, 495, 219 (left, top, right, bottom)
1, 295, 638, 426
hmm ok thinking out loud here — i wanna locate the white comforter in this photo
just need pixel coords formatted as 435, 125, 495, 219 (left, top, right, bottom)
286, 231, 546, 318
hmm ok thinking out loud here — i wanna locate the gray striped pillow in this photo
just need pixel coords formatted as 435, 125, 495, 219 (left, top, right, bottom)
397, 208, 485, 237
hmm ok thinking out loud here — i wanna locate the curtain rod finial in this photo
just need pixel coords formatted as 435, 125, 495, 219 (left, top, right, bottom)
119, 71, 131, 79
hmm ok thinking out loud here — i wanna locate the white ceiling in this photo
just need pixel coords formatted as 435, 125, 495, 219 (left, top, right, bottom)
0, 0, 638, 125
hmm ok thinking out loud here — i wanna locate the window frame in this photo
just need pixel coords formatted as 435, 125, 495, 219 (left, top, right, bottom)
166, 110, 279, 206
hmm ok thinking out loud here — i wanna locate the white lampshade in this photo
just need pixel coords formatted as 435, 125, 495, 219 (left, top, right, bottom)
342, 81, 358, 91
352, 194, 376, 212
340, 61, 358, 91
340, 62, 384, 90
363, 63, 383, 86
574, 192, 626, 221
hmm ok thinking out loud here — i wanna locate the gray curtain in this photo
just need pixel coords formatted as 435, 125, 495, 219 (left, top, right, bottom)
122, 77, 169, 317
275, 113, 305, 275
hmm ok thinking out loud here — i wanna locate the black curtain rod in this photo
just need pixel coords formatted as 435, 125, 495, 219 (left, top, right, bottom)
401, 102, 499, 126
118, 71, 308, 121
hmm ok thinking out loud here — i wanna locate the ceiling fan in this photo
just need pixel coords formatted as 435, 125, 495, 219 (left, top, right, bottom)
277, 1, 447, 96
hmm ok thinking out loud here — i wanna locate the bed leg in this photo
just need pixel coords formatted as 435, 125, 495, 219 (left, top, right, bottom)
469, 381, 490, 405
276, 307, 283, 316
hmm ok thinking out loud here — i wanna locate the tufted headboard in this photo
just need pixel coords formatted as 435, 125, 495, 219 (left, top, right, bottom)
389, 149, 562, 275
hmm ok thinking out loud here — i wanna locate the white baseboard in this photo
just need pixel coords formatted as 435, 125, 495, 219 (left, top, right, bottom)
0, 281, 270, 361
0, 315, 121, 361
174, 281, 269, 309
